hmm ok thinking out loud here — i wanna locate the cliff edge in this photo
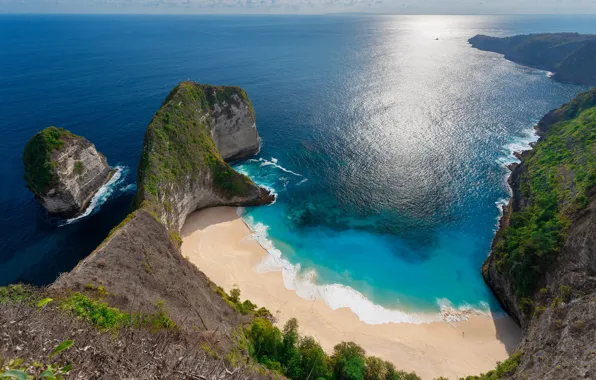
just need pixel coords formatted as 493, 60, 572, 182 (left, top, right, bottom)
483, 88, 596, 379
23, 127, 113, 218
53, 81, 273, 332
469, 33, 596, 86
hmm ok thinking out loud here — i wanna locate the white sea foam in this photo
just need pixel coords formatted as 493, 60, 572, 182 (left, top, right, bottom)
493, 198, 510, 230
239, 210, 489, 325
546, 71, 555, 78
60, 165, 128, 226
495, 124, 540, 208
495, 127, 539, 167
248, 157, 303, 177
491, 123, 541, 232
119, 183, 137, 193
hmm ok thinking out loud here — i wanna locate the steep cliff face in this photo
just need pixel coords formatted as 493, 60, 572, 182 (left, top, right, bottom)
54, 81, 272, 330
484, 88, 596, 379
554, 41, 596, 85
469, 33, 596, 86
23, 127, 113, 218
206, 84, 261, 161
135, 81, 274, 232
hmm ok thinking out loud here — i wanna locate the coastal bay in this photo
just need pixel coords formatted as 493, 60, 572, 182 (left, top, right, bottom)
3, 14, 596, 380
181, 206, 521, 380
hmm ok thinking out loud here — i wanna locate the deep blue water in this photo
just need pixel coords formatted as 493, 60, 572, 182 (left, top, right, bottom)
0, 14, 594, 320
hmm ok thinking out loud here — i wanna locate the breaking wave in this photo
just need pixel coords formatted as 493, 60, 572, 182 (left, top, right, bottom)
239, 209, 491, 325
247, 157, 303, 177
60, 165, 131, 226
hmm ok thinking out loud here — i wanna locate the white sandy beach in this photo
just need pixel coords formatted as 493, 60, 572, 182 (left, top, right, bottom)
180, 207, 521, 380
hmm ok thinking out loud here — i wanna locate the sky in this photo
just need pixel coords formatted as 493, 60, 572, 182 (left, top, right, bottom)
1, 0, 595, 14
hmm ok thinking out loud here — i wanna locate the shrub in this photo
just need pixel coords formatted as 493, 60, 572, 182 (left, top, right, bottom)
74, 161, 84, 175
296, 336, 330, 380
461, 351, 523, 380
23, 127, 75, 194
61, 293, 129, 330
61, 293, 175, 331
0, 284, 36, 305
331, 342, 367, 380
247, 317, 282, 369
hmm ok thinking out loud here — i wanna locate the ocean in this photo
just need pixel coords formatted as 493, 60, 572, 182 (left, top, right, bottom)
0, 14, 594, 321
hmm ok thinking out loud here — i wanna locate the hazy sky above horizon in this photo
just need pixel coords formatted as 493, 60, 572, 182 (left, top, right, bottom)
1, 0, 595, 15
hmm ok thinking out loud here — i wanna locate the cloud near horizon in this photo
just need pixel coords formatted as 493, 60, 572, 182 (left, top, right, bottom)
1, 0, 596, 14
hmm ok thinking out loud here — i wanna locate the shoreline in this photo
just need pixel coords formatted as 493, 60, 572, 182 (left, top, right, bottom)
181, 206, 522, 380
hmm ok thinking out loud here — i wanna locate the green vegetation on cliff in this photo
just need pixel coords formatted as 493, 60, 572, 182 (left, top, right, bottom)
135, 81, 258, 221
491, 88, 596, 305
23, 126, 75, 195
61, 292, 175, 331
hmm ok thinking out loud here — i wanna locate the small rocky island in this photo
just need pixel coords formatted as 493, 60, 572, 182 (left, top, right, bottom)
23, 127, 113, 217
469, 33, 596, 86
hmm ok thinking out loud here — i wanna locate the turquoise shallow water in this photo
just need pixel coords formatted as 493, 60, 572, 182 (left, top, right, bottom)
0, 15, 594, 321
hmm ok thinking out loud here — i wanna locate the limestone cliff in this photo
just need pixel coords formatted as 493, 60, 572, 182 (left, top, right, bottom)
483, 88, 596, 379
23, 127, 113, 218
206, 84, 261, 161
469, 33, 596, 86
54, 81, 273, 330
135, 81, 274, 231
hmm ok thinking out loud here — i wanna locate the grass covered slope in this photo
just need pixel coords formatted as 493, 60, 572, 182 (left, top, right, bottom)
468, 33, 596, 85
135, 81, 273, 231
23, 126, 76, 195
0, 285, 276, 380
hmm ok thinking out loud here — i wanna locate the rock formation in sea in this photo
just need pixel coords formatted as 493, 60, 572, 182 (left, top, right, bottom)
468, 33, 596, 86
23, 126, 113, 218
53, 81, 274, 332
134, 81, 274, 232
483, 87, 596, 379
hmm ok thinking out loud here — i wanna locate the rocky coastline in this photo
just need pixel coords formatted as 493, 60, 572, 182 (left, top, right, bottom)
469, 33, 596, 86
482, 88, 596, 379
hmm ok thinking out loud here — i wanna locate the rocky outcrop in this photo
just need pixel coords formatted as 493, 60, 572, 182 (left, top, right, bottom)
483, 88, 596, 379
135, 81, 274, 232
469, 33, 596, 86
206, 85, 261, 161
23, 127, 113, 218
483, 151, 533, 328
54, 81, 273, 328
